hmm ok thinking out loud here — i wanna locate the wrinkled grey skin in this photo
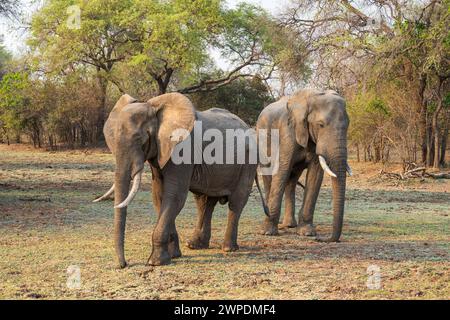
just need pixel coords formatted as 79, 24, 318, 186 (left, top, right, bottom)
102, 93, 257, 267
257, 89, 349, 242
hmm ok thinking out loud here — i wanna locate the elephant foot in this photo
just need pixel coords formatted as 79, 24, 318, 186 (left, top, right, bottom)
315, 237, 340, 243
279, 220, 298, 229
147, 247, 171, 266
168, 242, 182, 259
261, 221, 279, 236
117, 260, 128, 269
297, 224, 317, 237
222, 242, 239, 252
186, 237, 210, 250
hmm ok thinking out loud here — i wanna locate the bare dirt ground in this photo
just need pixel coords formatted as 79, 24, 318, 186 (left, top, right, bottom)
0, 144, 449, 299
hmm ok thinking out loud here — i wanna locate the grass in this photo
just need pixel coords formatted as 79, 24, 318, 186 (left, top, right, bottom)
0, 144, 449, 299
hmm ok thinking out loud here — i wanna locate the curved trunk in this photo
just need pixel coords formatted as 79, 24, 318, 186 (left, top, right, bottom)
327, 135, 348, 242
114, 171, 131, 268
329, 171, 346, 242
328, 144, 347, 242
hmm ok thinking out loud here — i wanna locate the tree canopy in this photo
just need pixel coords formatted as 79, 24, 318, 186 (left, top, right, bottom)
0, 0, 448, 168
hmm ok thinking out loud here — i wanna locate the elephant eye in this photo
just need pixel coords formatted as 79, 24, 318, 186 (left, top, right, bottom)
318, 122, 325, 128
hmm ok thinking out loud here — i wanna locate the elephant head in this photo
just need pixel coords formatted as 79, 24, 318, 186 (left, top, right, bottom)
94, 93, 196, 267
287, 89, 350, 242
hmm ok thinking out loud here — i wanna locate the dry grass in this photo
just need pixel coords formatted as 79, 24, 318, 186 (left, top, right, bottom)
0, 144, 449, 299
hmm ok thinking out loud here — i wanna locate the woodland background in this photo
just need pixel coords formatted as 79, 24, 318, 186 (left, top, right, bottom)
0, 0, 449, 169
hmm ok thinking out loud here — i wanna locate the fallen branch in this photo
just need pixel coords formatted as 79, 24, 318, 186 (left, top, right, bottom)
380, 166, 450, 180
404, 167, 426, 176
424, 172, 450, 179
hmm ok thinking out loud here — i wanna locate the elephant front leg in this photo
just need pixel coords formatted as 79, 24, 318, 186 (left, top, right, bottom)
297, 158, 323, 237
280, 170, 303, 228
150, 165, 180, 258
187, 195, 218, 249
168, 225, 182, 258
148, 166, 190, 266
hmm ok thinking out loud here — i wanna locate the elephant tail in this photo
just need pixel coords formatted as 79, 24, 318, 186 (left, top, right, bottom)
255, 173, 270, 217
296, 181, 305, 189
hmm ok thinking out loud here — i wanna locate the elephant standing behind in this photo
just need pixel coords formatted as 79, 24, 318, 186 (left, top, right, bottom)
257, 89, 351, 241
95, 93, 262, 267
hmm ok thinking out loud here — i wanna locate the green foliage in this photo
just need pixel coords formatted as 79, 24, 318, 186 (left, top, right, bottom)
28, 0, 292, 97
367, 97, 390, 116
29, 0, 137, 72
130, 0, 224, 89
191, 76, 274, 125
444, 91, 450, 109
0, 72, 30, 131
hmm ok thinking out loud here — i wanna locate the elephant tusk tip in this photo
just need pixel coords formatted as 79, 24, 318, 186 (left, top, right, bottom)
346, 164, 353, 176
318, 155, 338, 178
114, 204, 127, 209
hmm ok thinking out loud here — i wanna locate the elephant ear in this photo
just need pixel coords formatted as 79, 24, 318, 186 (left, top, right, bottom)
104, 94, 138, 154
147, 93, 196, 168
286, 91, 310, 148
286, 88, 323, 148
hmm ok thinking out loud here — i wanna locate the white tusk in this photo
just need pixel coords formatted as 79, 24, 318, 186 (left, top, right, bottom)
114, 171, 142, 209
93, 184, 115, 203
346, 163, 353, 176
318, 155, 337, 178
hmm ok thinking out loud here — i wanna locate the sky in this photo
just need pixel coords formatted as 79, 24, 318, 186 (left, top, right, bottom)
0, 0, 289, 56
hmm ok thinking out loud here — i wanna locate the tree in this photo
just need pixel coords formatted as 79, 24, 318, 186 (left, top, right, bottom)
29, 0, 141, 142
190, 75, 274, 125
125, 1, 296, 95
0, 71, 45, 147
27, 0, 307, 147
281, 0, 450, 167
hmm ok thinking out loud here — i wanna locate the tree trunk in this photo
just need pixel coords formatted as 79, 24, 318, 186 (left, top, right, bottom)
155, 68, 174, 95
356, 143, 360, 162
432, 111, 441, 168
433, 80, 445, 168
3, 128, 10, 145
374, 141, 381, 163
426, 124, 434, 166
418, 75, 428, 164
439, 113, 448, 166
97, 72, 108, 144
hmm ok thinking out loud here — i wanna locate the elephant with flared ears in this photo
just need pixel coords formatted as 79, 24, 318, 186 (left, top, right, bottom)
257, 88, 351, 241
94, 93, 260, 267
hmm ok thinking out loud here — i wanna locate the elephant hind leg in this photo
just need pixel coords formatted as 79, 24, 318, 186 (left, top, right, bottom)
222, 206, 243, 252
221, 163, 257, 251
187, 195, 218, 250
224, 180, 252, 252
280, 170, 303, 229
262, 175, 272, 203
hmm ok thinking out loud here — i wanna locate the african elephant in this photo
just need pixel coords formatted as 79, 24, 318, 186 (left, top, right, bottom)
94, 93, 263, 268
257, 88, 351, 242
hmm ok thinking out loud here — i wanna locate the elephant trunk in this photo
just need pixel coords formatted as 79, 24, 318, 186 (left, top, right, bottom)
113, 168, 132, 268
327, 143, 347, 242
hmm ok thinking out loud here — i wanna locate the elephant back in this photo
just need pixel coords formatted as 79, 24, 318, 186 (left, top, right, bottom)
198, 108, 250, 131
